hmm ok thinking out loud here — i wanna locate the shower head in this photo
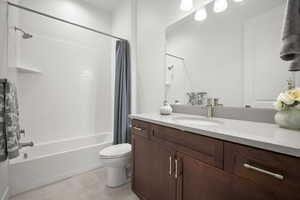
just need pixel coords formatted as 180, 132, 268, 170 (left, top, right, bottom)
14, 26, 33, 39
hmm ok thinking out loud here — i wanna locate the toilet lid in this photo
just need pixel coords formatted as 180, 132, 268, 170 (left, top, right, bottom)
99, 143, 131, 158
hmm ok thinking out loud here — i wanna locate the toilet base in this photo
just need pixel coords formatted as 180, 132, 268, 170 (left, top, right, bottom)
106, 167, 130, 188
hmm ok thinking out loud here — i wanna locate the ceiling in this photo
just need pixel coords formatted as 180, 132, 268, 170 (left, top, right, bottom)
82, 0, 120, 11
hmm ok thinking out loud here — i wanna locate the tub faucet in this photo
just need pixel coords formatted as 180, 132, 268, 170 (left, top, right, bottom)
20, 141, 34, 148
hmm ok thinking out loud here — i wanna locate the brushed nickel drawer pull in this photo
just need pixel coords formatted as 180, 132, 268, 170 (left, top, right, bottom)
169, 156, 172, 176
175, 159, 178, 179
243, 163, 284, 180
133, 127, 143, 131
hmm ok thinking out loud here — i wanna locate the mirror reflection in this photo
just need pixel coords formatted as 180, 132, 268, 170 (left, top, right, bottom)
165, 0, 299, 108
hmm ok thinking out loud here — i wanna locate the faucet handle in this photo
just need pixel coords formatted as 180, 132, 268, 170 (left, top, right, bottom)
197, 92, 207, 97
207, 98, 213, 106
213, 98, 223, 107
20, 141, 34, 148
187, 92, 197, 105
196, 92, 206, 105
213, 98, 219, 106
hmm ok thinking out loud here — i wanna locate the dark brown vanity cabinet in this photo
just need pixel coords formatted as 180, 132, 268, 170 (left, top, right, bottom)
131, 121, 152, 199
131, 120, 300, 200
132, 120, 176, 200
176, 152, 230, 200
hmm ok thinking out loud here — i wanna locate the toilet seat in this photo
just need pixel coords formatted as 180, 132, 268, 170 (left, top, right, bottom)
99, 143, 131, 159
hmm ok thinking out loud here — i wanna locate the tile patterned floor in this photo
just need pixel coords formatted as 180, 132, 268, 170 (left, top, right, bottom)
10, 168, 139, 200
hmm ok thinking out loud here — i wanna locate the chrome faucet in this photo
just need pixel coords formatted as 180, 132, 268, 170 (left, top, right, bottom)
205, 98, 222, 118
18, 129, 34, 148
206, 98, 214, 118
197, 92, 207, 106
187, 92, 208, 105
187, 92, 197, 105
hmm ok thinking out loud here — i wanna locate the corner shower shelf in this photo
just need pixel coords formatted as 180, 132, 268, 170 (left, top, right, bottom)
16, 66, 42, 74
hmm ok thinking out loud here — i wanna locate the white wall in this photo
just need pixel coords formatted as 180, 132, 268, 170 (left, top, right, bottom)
0, 0, 8, 77
112, 0, 132, 40
10, 0, 114, 144
0, 0, 9, 199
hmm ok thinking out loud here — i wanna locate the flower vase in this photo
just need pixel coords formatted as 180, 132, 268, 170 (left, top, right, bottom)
275, 107, 300, 130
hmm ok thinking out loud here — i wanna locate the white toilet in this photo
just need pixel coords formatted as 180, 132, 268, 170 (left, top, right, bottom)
99, 143, 132, 188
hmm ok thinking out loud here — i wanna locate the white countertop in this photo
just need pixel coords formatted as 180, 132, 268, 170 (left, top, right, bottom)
129, 113, 300, 158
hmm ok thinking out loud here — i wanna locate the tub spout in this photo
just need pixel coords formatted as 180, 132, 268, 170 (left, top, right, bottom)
20, 141, 34, 148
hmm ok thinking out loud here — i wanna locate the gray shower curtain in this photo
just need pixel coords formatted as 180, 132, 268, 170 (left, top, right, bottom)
113, 40, 131, 145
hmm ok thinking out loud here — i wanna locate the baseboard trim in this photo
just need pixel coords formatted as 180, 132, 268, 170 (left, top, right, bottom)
1, 187, 9, 200
10, 164, 104, 197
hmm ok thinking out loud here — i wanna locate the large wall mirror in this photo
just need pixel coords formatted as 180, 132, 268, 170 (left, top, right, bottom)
165, 0, 299, 109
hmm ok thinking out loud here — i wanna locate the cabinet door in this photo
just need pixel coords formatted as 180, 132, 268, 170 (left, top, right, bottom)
224, 142, 300, 200
149, 141, 176, 200
132, 127, 152, 200
132, 121, 176, 200
176, 152, 230, 200
177, 152, 284, 200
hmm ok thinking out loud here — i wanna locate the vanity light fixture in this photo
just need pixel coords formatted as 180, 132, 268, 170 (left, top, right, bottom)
180, 0, 193, 11
233, 0, 244, 2
213, 0, 228, 13
194, 7, 207, 21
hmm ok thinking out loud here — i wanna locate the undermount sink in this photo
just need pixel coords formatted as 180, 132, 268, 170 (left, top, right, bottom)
173, 116, 222, 126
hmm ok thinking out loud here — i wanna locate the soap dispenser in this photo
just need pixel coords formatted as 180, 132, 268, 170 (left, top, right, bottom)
160, 100, 173, 115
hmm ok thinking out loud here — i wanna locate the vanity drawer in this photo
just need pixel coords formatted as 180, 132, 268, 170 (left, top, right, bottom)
224, 142, 300, 193
151, 124, 223, 168
132, 120, 150, 138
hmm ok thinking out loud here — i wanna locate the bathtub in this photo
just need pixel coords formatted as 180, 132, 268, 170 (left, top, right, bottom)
8, 133, 112, 196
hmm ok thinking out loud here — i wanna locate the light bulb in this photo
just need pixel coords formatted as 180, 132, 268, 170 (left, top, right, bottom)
194, 7, 207, 21
213, 0, 228, 13
233, 0, 244, 2
180, 0, 193, 11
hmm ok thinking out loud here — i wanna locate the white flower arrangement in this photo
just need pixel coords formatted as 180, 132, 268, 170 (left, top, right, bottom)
274, 88, 300, 111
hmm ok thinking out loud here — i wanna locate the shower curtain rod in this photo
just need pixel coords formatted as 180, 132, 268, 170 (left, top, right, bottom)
7, 2, 127, 41
166, 53, 185, 60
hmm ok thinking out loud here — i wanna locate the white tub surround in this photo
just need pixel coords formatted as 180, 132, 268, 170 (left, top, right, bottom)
9, 133, 112, 197
130, 113, 300, 158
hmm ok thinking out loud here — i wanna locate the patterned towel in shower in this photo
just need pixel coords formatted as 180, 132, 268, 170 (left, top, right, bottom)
0, 80, 20, 162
